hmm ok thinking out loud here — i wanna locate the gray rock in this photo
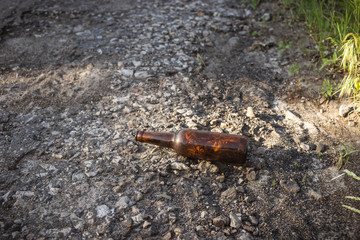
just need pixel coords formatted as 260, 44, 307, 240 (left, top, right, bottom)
0, 109, 9, 123
213, 215, 230, 228
229, 212, 242, 228
115, 196, 135, 210
280, 179, 300, 194
249, 215, 258, 225
170, 162, 189, 171
96, 205, 111, 218
121, 69, 134, 77
236, 232, 254, 240
300, 143, 310, 151
198, 161, 219, 173
261, 12, 271, 22
316, 143, 325, 153
134, 71, 151, 78
6, 133, 40, 169
133, 190, 143, 202
246, 171, 257, 181
220, 187, 237, 200
339, 104, 354, 117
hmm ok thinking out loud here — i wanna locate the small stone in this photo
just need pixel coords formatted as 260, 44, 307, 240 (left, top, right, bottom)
133, 190, 143, 202
96, 205, 110, 218
174, 227, 182, 235
236, 231, 254, 240
121, 69, 134, 77
132, 213, 144, 224
246, 107, 256, 119
170, 162, 189, 171
236, 186, 245, 193
202, 30, 210, 37
251, 157, 265, 169
261, 12, 271, 21
115, 196, 135, 210
238, 178, 244, 184
280, 179, 300, 194
132, 61, 142, 68
348, 121, 356, 127
316, 143, 325, 153
246, 171, 257, 181
216, 175, 226, 183
163, 232, 172, 240
213, 215, 230, 228
229, 212, 242, 229
249, 216, 258, 225
196, 225, 205, 232
200, 211, 208, 218
339, 104, 354, 117
143, 221, 151, 229
221, 187, 237, 200
134, 71, 151, 79
198, 161, 219, 173
300, 143, 310, 151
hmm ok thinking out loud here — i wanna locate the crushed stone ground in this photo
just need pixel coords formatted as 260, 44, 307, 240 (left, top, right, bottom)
0, 0, 359, 239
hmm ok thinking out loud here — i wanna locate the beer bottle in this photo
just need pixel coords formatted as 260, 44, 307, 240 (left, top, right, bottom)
135, 129, 247, 164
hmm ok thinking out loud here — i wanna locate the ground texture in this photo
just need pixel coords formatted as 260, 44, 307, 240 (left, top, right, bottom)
0, 0, 360, 239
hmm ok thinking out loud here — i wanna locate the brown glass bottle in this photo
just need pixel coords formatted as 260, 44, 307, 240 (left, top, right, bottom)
135, 129, 247, 164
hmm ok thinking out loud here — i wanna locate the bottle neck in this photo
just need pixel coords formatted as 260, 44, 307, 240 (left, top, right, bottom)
135, 131, 175, 149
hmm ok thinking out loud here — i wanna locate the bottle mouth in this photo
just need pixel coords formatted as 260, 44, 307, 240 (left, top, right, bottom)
135, 131, 144, 141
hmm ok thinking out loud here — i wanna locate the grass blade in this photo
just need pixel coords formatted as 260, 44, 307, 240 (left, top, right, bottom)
345, 196, 360, 201
342, 205, 360, 214
344, 169, 360, 181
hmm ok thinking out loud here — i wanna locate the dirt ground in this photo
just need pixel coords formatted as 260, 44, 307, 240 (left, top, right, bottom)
0, 0, 359, 239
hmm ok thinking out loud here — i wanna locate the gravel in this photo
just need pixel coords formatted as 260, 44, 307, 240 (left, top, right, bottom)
0, 0, 359, 239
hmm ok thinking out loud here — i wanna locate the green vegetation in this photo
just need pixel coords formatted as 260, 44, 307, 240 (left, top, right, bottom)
334, 142, 358, 169
243, 0, 261, 9
278, 40, 293, 55
289, 63, 300, 75
320, 78, 337, 101
284, 0, 360, 108
343, 170, 360, 214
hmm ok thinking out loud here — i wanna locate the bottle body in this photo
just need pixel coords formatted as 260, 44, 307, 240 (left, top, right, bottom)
135, 129, 247, 164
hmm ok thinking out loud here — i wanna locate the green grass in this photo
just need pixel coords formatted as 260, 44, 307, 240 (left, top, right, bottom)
342, 170, 360, 214
280, 0, 360, 108
320, 78, 337, 101
334, 142, 358, 169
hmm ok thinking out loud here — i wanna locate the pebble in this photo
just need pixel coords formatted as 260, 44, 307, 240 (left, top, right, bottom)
220, 187, 237, 200
134, 71, 151, 79
96, 205, 110, 218
246, 107, 256, 119
170, 162, 189, 171
229, 212, 242, 229
316, 143, 325, 153
115, 196, 135, 210
213, 215, 230, 228
261, 12, 271, 21
300, 143, 310, 151
121, 69, 134, 77
246, 171, 257, 181
133, 190, 143, 202
198, 161, 219, 173
249, 215, 258, 225
280, 179, 300, 194
339, 104, 354, 117
200, 211, 209, 219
